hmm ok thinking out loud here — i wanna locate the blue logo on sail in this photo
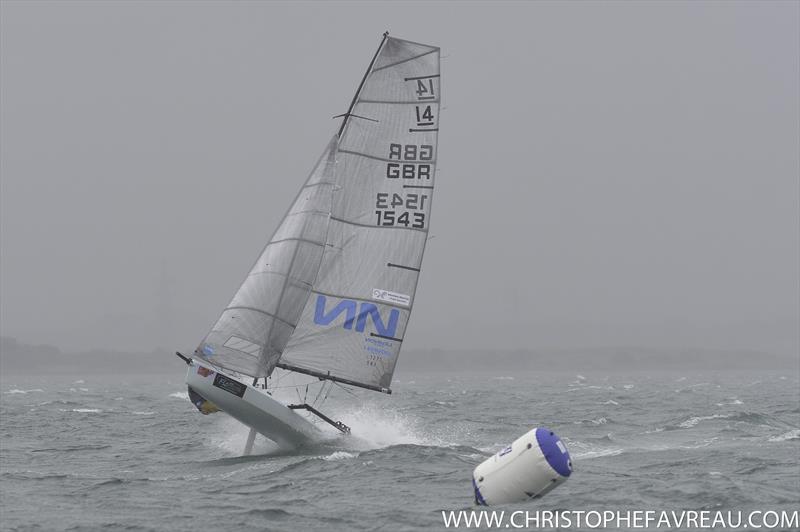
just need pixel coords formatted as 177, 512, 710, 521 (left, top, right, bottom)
313, 295, 399, 338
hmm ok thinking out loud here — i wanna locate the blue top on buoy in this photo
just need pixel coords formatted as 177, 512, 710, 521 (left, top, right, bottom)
535, 427, 572, 477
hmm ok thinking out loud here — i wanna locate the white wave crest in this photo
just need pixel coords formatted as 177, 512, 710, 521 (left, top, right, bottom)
169, 391, 189, 400
768, 429, 800, 442
322, 451, 358, 461
716, 398, 743, 406
336, 403, 432, 450
574, 417, 608, 425
572, 447, 623, 459
331, 401, 473, 452
678, 414, 730, 428
4, 388, 44, 394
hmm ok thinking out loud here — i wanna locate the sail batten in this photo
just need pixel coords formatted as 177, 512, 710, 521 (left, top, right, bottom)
268, 237, 327, 248
329, 216, 429, 232
337, 148, 438, 164
373, 49, 438, 72
358, 100, 440, 105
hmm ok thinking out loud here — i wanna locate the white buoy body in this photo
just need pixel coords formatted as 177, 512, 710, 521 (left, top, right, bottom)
472, 427, 572, 505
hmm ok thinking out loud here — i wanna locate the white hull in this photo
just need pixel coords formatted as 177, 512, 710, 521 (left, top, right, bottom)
185, 360, 322, 450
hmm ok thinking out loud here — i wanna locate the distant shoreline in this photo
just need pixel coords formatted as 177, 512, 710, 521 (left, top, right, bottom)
2, 336, 796, 376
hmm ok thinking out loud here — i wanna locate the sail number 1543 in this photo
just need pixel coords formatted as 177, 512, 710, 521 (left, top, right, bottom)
375, 193, 428, 229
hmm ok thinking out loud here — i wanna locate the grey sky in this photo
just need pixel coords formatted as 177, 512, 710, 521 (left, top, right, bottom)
1, 1, 798, 357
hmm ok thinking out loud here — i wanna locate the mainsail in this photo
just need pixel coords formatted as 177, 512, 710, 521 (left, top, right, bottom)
195, 34, 440, 393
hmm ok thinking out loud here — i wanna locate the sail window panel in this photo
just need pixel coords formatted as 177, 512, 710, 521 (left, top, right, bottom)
312, 220, 425, 303
223, 336, 262, 357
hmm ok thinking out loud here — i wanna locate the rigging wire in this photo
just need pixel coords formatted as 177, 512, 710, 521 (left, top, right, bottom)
333, 380, 360, 399
322, 380, 334, 403
312, 380, 326, 407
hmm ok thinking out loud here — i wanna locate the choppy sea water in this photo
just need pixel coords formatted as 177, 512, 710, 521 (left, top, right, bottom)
1, 368, 798, 531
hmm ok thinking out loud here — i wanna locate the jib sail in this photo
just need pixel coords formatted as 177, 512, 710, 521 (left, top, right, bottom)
195, 137, 338, 377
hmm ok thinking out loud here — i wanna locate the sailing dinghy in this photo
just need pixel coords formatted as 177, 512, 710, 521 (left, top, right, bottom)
176, 33, 441, 451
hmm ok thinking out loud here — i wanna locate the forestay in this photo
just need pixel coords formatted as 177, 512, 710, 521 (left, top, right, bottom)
278, 36, 441, 392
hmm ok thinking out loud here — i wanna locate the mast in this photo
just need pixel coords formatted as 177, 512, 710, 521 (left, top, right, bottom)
336, 31, 389, 138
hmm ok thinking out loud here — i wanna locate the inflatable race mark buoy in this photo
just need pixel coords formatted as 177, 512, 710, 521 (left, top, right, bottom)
472, 427, 572, 505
